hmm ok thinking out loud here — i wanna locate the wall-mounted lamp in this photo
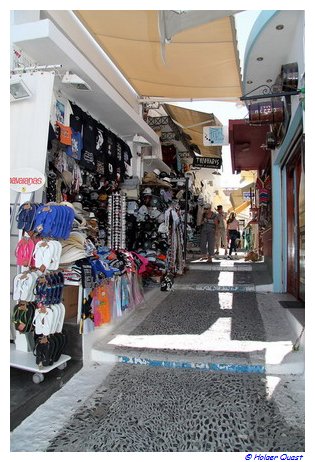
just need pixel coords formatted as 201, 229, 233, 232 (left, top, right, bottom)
62, 71, 91, 91
133, 134, 151, 146
10, 78, 32, 102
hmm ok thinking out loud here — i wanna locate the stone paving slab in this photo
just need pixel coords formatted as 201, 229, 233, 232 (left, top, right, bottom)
92, 290, 268, 371
187, 263, 253, 271
91, 261, 303, 375
44, 363, 305, 452
91, 288, 304, 375
128, 291, 266, 340
173, 284, 255, 292
175, 269, 254, 285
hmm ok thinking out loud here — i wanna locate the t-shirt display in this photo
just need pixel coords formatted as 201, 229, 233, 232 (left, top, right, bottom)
94, 122, 107, 175
104, 129, 117, 181
66, 129, 83, 161
69, 102, 84, 133
80, 114, 96, 171
50, 92, 73, 128
115, 137, 126, 181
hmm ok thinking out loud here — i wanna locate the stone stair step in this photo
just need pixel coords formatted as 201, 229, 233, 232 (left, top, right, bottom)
91, 337, 304, 375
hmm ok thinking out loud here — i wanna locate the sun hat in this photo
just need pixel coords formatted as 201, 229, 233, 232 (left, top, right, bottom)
90, 191, 99, 201
158, 223, 168, 234
72, 201, 83, 210
98, 193, 108, 201
59, 201, 75, 211
157, 212, 165, 223
143, 171, 157, 183
149, 209, 161, 219
59, 246, 87, 264
61, 171, 73, 188
127, 201, 139, 214
159, 171, 169, 179
73, 193, 84, 202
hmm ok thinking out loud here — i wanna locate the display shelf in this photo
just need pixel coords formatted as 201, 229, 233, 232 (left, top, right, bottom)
10, 343, 71, 383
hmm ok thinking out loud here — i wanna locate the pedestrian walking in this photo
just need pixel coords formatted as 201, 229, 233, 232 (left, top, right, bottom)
214, 205, 227, 256
199, 203, 218, 263
226, 212, 239, 259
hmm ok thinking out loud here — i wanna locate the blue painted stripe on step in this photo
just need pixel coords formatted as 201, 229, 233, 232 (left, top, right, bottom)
118, 356, 265, 374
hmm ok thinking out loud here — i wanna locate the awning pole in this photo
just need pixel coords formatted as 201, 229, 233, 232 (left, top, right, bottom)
183, 177, 189, 263
138, 97, 241, 103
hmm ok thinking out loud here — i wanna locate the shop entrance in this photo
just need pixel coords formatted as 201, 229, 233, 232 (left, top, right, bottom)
285, 136, 304, 301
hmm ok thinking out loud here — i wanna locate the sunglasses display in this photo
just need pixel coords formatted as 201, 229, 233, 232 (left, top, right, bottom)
107, 192, 127, 250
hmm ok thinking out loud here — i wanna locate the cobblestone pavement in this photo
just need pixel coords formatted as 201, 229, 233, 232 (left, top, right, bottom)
129, 290, 265, 342
174, 269, 255, 285
46, 364, 304, 452
10, 261, 305, 453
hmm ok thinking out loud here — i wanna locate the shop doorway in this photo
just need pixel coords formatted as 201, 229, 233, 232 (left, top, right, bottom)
285, 137, 304, 301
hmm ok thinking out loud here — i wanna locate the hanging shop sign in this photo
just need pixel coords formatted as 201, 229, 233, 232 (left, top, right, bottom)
193, 156, 222, 169
203, 126, 229, 146
10, 168, 46, 193
243, 191, 255, 200
248, 100, 284, 125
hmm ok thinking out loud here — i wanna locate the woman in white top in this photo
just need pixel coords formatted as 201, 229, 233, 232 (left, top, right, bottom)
226, 212, 239, 259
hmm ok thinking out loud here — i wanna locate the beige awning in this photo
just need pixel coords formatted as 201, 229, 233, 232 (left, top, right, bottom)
230, 183, 255, 209
75, 10, 242, 100
228, 200, 251, 214
164, 104, 221, 157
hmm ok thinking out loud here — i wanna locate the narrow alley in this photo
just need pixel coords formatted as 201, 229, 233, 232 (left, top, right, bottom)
10, 254, 305, 452
9, 8, 306, 457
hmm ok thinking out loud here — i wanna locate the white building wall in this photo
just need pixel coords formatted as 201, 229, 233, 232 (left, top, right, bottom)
10, 71, 54, 202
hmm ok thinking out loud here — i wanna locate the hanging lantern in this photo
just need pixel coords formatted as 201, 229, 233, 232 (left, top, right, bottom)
281, 62, 299, 92
249, 99, 284, 125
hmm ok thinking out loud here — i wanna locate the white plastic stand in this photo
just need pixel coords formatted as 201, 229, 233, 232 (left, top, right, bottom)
11, 262, 79, 384
10, 343, 71, 384
11, 316, 72, 383
15, 331, 32, 352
